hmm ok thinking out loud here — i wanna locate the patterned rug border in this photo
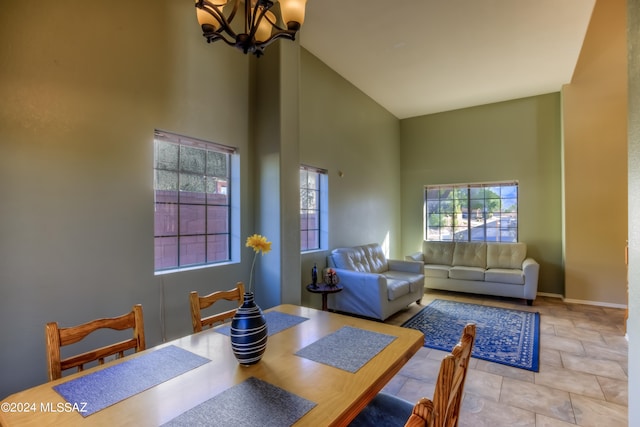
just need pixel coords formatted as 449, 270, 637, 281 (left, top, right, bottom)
402, 299, 540, 372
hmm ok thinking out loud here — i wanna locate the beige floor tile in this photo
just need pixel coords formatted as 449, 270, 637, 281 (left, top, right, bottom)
535, 365, 604, 400
460, 394, 536, 427
582, 341, 628, 363
541, 315, 575, 328
553, 325, 607, 345
539, 348, 563, 368
561, 353, 628, 380
396, 354, 442, 383
571, 317, 625, 334
597, 376, 628, 406
475, 359, 535, 382
380, 373, 408, 395
464, 369, 503, 402
500, 378, 575, 423
602, 334, 630, 351
394, 376, 435, 402
570, 394, 628, 426
535, 414, 578, 427
540, 334, 585, 355
382, 290, 627, 426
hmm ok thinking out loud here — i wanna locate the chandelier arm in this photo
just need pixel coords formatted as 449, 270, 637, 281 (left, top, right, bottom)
248, 3, 271, 38
255, 29, 297, 49
226, 0, 239, 24
248, 1, 275, 38
204, 31, 240, 47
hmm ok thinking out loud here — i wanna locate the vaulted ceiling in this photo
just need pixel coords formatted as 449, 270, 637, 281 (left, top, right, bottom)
299, 0, 596, 119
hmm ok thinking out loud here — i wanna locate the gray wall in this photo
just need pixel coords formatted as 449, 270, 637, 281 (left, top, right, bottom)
399, 94, 564, 295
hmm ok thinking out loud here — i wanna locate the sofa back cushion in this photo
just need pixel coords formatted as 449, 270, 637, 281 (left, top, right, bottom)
331, 244, 388, 273
452, 242, 487, 268
486, 242, 527, 269
422, 241, 455, 265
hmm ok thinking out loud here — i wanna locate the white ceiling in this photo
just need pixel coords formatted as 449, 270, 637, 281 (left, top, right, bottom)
299, 0, 596, 119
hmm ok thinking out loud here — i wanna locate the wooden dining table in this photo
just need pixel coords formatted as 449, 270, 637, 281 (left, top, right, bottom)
0, 304, 424, 426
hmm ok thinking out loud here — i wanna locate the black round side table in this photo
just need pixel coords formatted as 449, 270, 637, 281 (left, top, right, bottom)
305, 283, 344, 311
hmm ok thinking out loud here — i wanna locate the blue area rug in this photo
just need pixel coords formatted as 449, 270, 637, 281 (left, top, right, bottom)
402, 299, 540, 372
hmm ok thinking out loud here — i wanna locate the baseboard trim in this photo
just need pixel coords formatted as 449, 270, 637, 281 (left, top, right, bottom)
537, 292, 564, 299
537, 292, 627, 309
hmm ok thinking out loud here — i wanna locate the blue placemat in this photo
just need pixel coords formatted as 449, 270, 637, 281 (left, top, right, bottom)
216, 311, 308, 336
295, 326, 397, 373
163, 376, 316, 426
53, 345, 211, 417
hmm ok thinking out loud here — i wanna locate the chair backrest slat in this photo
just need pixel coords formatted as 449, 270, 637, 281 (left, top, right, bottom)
403, 323, 476, 427
46, 304, 145, 381
189, 282, 245, 333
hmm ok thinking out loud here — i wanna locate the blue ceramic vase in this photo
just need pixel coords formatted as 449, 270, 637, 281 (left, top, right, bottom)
230, 292, 268, 365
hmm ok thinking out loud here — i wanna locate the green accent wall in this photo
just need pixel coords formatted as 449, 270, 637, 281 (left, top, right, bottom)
298, 48, 402, 308
399, 94, 564, 295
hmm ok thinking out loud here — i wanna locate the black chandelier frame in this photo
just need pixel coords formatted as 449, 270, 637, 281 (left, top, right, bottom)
195, 0, 301, 57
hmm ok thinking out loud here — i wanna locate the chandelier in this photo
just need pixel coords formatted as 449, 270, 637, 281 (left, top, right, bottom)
195, 0, 307, 57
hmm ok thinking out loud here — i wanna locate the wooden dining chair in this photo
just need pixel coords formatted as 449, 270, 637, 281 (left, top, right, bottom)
45, 304, 146, 381
349, 323, 476, 427
189, 282, 245, 333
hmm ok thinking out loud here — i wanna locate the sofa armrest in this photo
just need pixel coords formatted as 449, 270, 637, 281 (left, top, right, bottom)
405, 252, 425, 262
332, 268, 387, 294
334, 268, 387, 303
389, 259, 424, 274
328, 268, 388, 319
522, 257, 540, 300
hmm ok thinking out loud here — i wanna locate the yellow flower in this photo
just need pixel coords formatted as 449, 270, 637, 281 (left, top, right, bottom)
246, 234, 272, 255
246, 234, 271, 293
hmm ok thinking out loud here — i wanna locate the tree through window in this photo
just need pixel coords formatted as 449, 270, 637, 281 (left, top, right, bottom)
425, 182, 518, 242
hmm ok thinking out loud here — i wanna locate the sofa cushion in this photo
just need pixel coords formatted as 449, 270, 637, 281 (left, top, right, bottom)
363, 244, 389, 273
485, 268, 525, 285
384, 271, 424, 293
487, 243, 527, 269
422, 241, 455, 266
331, 244, 388, 273
452, 242, 487, 268
424, 264, 451, 279
449, 266, 485, 281
386, 279, 411, 301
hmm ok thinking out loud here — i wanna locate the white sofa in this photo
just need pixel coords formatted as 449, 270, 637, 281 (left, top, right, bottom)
407, 241, 539, 305
326, 243, 425, 320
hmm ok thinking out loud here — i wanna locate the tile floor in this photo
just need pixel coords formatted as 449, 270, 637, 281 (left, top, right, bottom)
383, 290, 629, 427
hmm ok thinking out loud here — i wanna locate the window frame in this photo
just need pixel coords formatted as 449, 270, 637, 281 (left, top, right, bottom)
153, 130, 239, 274
300, 165, 328, 253
424, 181, 518, 243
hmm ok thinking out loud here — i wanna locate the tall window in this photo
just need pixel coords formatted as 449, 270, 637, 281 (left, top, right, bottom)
300, 166, 328, 252
425, 181, 518, 242
154, 131, 237, 272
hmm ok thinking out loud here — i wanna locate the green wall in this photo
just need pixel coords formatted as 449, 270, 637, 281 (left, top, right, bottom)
0, 1, 254, 398
399, 94, 564, 295
299, 48, 402, 308
0, 1, 604, 401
